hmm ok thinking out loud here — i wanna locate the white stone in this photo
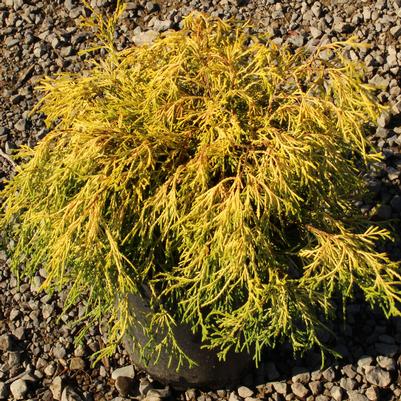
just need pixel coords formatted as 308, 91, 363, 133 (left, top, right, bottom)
0, 382, 7, 399
292, 372, 311, 384
111, 365, 135, 380
365, 386, 379, 401
348, 391, 368, 401
390, 25, 401, 38
133, 30, 159, 46
10, 379, 28, 400
377, 355, 396, 370
291, 382, 309, 398
50, 376, 64, 400
237, 386, 253, 398
357, 355, 374, 368
330, 385, 343, 401
44, 362, 57, 377
228, 392, 241, 401
272, 381, 287, 395
364, 366, 392, 387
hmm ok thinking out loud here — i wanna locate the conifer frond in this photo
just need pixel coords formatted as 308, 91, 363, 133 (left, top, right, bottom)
1, 11, 399, 369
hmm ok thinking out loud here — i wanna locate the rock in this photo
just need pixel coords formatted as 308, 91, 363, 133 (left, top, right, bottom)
33, 43, 45, 58
319, 49, 334, 61
16, 64, 35, 88
309, 381, 322, 395
11, 0, 23, 8
73, 344, 86, 357
390, 25, 401, 38
386, 166, 401, 180
61, 385, 85, 401
365, 386, 379, 401
291, 382, 309, 398
377, 111, 391, 128
15, 119, 27, 132
322, 367, 336, 382
311, 2, 322, 18
8, 351, 22, 367
60, 46, 73, 57
145, 1, 157, 12
310, 27, 322, 38
10, 379, 28, 400
30, 276, 43, 292
387, 51, 398, 67
287, 33, 304, 47
133, 30, 159, 46
375, 127, 389, 138
186, 389, 197, 400
292, 372, 311, 384
315, 396, 330, 401
5, 38, 19, 48
0, 382, 8, 399
143, 396, 162, 401
330, 386, 343, 401
392, 100, 401, 114
0, 334, 14, 351
69, 357, 85, 370
333, 21, 354, 33
64, 0, 75, 11
237, 386, 253, 398
111, 365, 135, 380
52, 344, 67, 359
50, 376, 64, 400
44, 362, 57, 377
92, 363, 104, 377
364, 366, 392, 387
152, 18, 171, 32
357, 356, 374, 368
42, 304, 54, 319
115, 376, 134, 397
342, 365, 357, 379
228, 392, 241, 401
370, 74, 390, 90
339, 377, 357, 391
376, 355, 396, 370
272, 382, 288, 395
348, 391, 368, 401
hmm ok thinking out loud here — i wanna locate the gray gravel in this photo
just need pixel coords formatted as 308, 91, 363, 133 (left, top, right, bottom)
1, 0, 401, 400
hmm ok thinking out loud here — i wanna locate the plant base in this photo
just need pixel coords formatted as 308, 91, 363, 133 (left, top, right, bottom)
123, 293, 253, 389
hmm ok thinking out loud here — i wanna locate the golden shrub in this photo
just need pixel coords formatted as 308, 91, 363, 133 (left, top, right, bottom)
2, 2, 400, 368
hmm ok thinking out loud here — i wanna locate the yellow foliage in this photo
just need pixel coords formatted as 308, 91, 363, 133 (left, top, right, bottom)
1, 5, 400, 368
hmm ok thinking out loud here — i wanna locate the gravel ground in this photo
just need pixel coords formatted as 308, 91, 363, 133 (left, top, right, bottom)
1, 0, 401, 400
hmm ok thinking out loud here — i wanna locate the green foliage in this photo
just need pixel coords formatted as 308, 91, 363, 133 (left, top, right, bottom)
2, 5, 401, 368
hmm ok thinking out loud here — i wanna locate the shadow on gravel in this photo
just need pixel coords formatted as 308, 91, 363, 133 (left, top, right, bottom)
224, 297, 398, 401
